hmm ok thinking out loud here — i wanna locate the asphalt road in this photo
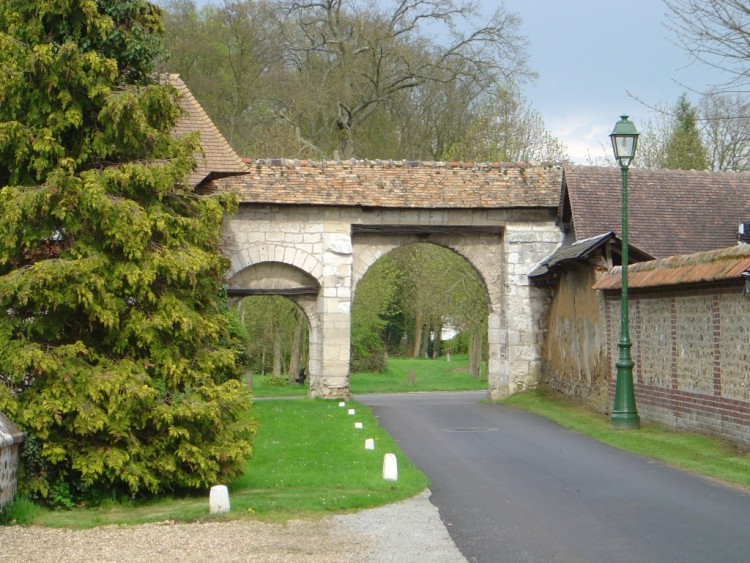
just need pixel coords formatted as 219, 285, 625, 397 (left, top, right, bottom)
356, 391, 750, 563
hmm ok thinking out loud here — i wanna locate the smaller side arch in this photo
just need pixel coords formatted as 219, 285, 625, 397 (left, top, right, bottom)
228, 244, 324, 285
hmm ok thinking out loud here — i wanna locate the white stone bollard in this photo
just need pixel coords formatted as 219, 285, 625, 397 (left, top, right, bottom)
339, 401, 346, 407
365, 438, 375, 450
382, 453, 398, 481
348, 408, 355, 415
354, 422, 363, 429
209, 484, 230, 514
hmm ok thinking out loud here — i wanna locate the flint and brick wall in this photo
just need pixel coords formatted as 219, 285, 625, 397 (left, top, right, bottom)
602, 283, 750, 446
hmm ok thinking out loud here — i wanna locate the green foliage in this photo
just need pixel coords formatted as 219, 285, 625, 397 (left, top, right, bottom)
351, 256, 400, 372
0, 494, 42, 525
236, 296, 309, 377
0, 0, 255, 505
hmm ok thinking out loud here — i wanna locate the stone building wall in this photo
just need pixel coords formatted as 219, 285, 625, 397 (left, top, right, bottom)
222, 203, 561, 399
540, 263, 610, 411
0, 412, 23, 511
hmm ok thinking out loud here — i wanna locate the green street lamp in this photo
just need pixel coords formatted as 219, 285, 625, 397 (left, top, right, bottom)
610, 115, 641, 430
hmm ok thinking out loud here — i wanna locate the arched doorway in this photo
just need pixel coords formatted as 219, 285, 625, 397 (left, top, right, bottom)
351, 242, 490, 388
226, 262, 323, 393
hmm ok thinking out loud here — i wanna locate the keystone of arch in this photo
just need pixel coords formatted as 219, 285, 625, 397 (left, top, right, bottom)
229, 244, 323, 284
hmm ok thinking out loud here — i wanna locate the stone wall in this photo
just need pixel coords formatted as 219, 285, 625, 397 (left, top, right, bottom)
602, 283, 750, 447
545, 274, 750, 447
0, 412, 23, 511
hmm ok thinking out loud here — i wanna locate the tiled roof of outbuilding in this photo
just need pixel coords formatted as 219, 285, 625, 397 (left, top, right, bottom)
562, 166, 750, 258
167, 74, 248, 188
593, 244, 750, 290
203, 159, 563, 209
528, 232, 655, 281
0, 411, 24, 447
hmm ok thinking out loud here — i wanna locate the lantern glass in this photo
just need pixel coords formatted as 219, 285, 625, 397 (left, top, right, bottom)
610, 115, 639, 167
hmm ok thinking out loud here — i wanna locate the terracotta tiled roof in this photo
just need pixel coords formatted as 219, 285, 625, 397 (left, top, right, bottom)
203, 159, 563, 209
167, 74, 248, 188
593, 244, 750, 290
562, 166, 750, 258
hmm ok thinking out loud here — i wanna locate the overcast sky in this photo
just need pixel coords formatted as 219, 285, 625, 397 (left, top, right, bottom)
191, 0, 726, 164
500, 0, 726, 164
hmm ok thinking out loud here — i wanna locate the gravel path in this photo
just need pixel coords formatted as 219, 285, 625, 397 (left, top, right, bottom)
0, 490, 467, 562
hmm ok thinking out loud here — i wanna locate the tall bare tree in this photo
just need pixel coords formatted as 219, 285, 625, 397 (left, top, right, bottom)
161, 0, 536, 159
664, 0, 750, 94
699, 90, 750, 171
442, 81, 567, 162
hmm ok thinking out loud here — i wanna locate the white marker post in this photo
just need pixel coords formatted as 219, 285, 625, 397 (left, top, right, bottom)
382, 453, 398, 481
209, 485, 230, 514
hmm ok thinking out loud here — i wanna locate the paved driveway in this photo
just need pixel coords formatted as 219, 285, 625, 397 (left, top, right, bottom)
357, 392, 750, 563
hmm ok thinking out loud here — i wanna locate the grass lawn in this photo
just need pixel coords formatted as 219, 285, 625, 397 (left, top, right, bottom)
505, 387, 750, 490
350, 355, 487, 394
2, 398, 428, 528
251, 355, 487, 397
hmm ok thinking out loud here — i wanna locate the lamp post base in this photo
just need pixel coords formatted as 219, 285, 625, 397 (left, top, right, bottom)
610, 411, 640, 430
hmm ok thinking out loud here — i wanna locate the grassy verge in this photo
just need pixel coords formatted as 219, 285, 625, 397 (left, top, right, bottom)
505, 387, 750, 490
3, 399, 428, 528
249, 374, 308, 397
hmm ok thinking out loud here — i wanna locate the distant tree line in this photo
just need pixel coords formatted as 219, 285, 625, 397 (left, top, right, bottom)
351, 244, 488, 379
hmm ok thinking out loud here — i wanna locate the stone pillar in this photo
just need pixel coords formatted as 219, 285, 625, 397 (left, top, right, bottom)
487, 312, 509, 400
311, 230, 353, 398
0, 412, 24, 511
499, 222, 561, 398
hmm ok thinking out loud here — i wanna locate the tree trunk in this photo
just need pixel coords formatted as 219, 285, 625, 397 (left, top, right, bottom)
412, 311, 423, 358
420, 324, 430, 359
272, 322, 282, 378
432, 321, 443, 359
288, 311, 303, 384
469, 327, 483, 380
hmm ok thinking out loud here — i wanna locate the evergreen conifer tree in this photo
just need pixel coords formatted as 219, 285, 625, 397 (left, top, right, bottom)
663, 94, 709, 170
0, 0, 254, 505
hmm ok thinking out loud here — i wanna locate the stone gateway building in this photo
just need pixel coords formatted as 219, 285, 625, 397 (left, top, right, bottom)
171, 74, 565, 400
207, 159, 562, 400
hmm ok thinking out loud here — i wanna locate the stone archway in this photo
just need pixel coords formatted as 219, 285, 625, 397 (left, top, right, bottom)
351, 228, 506, 396
351, 240, 491, 377
226, 261, 326, 395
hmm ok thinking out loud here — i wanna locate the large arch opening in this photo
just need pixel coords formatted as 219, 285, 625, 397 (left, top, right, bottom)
350, 242, 491, 393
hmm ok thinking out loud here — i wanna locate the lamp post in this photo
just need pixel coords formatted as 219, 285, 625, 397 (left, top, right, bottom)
609, 115, 641, 430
